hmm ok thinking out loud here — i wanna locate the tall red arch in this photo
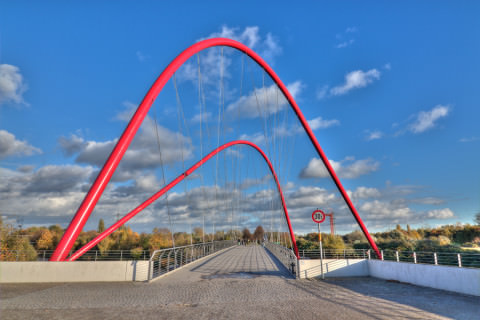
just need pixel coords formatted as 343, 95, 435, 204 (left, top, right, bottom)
67, 140, 297, 261
51, 38, 380, 261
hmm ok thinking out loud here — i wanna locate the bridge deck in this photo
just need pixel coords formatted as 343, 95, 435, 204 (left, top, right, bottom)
159, 244, 292, 283
1, 245, 478, 319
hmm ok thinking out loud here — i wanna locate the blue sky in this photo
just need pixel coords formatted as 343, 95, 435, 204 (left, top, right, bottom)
0, 1, 479, 235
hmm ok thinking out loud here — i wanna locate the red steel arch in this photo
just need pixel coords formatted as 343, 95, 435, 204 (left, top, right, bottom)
67, 140, 297, 261
51, 38, 380, 261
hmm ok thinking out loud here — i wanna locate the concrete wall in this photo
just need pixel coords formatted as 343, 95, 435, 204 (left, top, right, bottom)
298, 259, 368, 279
0, 261, 149, 283
368, 260, 480, 296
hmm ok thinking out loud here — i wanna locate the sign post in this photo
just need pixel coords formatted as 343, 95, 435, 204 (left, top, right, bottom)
312, 209, 326, 279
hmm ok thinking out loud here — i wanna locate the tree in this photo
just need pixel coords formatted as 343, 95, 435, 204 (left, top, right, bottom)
97, 237, 113, 256
475, 212, 480, 226
253, 226, 265, 242
242, 228, 252, 241
323, 234, 346, 250
36, 229, 54, 250
98, 219, 105, 233
192, 227, 204, 243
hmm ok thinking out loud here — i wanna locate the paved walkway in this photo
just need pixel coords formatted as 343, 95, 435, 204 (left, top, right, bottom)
1, 245, 479, 319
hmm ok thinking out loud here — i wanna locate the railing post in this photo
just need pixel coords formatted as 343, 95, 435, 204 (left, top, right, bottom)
413, 252, 417, 264
380, 250, 384, 261
434, 252, 438, 265
167, 251, 171, 271
120, 250, 123, 261
343, 249, 346, 259
367, 250, 371, 260
457, 253, 462, 267
396, 251, 399, 262
95, 250, 98, 262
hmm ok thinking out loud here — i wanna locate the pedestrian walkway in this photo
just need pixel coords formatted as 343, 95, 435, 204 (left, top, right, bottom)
1, 245, 478, 319
160, 244, 291, 284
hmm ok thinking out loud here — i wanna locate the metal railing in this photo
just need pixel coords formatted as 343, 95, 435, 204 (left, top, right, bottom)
379, 249, 480, 268
0, 249, 151, 261
298, 248, 480, 269
264, 242, 298, 277
299, 248, 369, 260
148, 240, 236, 281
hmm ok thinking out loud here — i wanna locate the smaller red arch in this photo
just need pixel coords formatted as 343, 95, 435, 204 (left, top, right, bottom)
67, 140, 299, 261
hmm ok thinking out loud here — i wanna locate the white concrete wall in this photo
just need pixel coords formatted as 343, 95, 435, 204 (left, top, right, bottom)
298, 259, 368, 279
368, 260, 480, 296
0, 261, 149, 283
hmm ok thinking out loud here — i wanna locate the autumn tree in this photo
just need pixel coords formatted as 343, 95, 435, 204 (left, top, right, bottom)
97, 237, 114, 256
36, 229, 54, 250
192, 227, 204, 243
323, 234, 345, 250
48, 225, 63, 247
98, 218, 105, 233
253, 226, 265, 242
242, 228, 252, 241
149, 228, 173, 250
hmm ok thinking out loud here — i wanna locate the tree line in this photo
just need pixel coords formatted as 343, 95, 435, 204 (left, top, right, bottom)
2, 214, 479, 261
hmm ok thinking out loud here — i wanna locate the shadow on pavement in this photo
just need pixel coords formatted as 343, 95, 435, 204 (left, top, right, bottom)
285, 276, 479, 320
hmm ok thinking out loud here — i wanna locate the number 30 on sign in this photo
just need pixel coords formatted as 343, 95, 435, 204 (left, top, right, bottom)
312, 209, 326, 223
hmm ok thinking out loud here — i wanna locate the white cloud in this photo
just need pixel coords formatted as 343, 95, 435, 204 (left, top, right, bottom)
202, 25, 282, 63
383, 63, 391, 70
22, 165, 94, 193
365, 130, 383, 141
349, 187, 381, 200
226, 81, 303, 119
308, 116, 340, 130
335, 39, 354, 49
330, 69, 381, 96
300, 157, 380, 179
136, 51, 149, 62
262, 33, 282, 62
191, 111, 213, 123
238, 132, 265, 145
358, 200, 455, 227
316, 85, 329, 100
411, 197, 445, 205
459, 137, 480, 143
335, 27, 357, 49
0, 130, 41, 159
286, 186, 336, 209
408, 105, 450, 134
426, 208, 455, 219
179, 26, 282, 85
360, 200, 414, 223
59, 107, 193, 181
0, 64, 27, 106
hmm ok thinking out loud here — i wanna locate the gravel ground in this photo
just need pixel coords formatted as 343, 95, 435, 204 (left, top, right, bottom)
1, 245, 478, 319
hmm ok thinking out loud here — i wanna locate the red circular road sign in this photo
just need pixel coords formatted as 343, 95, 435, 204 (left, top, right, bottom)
312, 209, 326, 223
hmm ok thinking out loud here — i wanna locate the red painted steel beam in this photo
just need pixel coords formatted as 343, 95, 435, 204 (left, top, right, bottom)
51, 38, 380, 261
324, 212, 335, 235
67, 140, 299, 261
